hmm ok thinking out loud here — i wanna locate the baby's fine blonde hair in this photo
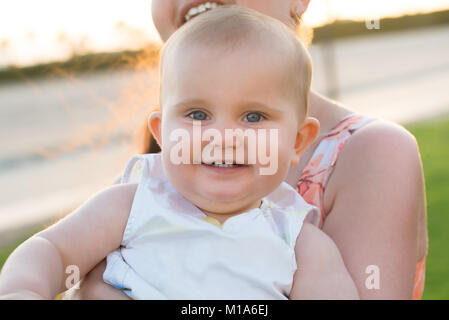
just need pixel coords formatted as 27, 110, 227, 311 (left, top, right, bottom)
159, 5, 313, 116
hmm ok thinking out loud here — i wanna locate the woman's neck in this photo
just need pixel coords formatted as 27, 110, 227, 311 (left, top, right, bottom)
308, 90, 354, 137
284, 91, 354, 188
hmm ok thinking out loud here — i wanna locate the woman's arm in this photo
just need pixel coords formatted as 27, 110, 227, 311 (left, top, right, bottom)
322, 120, 426, 299
290, 223, 359, 299
0, 184, 137, 299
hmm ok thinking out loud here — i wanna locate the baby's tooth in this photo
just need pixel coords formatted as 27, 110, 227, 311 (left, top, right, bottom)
213, 162, 236, 168
198, 4, 206, 12
205, 2, 212, 9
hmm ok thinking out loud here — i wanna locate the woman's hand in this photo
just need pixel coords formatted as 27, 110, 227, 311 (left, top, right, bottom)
65, 259, 131, 300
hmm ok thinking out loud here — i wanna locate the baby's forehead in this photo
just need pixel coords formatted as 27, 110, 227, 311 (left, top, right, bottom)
162, 31, 302, 91
162, 40, 298, 95
159, 7, 312, 116
166, 27, 296, 62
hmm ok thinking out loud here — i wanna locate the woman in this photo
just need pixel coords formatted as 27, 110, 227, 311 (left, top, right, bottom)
74, 0, 427, 299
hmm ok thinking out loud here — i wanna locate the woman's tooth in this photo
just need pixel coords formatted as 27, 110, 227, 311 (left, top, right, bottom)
188, 7, 198, 16
185, 3, 221, 22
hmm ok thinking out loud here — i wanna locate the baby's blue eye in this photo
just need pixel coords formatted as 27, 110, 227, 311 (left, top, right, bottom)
189, 111, 208, 121
245, 113, 264, 123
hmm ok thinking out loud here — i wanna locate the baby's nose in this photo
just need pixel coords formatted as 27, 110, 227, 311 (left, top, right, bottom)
223, 130, 243, 149
205, 129, 242, 149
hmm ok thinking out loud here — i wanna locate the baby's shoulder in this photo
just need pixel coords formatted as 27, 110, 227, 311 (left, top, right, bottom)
294, 223, 342, 268
97, 183, 138, 204
89, 183, 138, 225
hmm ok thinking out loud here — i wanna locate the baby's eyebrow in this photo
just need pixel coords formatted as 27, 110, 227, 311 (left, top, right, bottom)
240, 101, 283, 114
170, 100, 284, 115
172, 99, 209, 110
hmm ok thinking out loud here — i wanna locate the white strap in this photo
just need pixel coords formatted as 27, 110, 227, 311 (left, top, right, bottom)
120, 154, 147, 184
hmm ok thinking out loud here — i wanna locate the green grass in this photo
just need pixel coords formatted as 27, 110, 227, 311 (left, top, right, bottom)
406, 117, 449, 299
1, 117, 448, 299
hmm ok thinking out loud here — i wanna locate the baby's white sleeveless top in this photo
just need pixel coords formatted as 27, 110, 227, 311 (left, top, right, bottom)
103, 154, 319, 299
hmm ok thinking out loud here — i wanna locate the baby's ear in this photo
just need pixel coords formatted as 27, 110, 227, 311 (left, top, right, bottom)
291, 117, 320, 166
148, 110, 163, 148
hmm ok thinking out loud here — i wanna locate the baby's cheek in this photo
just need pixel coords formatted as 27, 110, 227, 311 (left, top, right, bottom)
161, 124, 197, 164
275, 132, 299, 172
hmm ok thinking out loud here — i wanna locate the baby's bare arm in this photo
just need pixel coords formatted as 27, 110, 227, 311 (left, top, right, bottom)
290, 223, 359, 300
0, 184, 137, 299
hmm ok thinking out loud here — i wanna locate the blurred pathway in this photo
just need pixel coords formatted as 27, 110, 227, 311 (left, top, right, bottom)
310, 24, 449, 123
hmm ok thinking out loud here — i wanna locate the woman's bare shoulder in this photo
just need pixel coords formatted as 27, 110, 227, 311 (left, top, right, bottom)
323, 117, 425, 235
332, 119, 422, 187
349, 119, 418, 151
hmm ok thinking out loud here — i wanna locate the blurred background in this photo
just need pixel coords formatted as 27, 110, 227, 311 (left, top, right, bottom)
0, 0, 448, 299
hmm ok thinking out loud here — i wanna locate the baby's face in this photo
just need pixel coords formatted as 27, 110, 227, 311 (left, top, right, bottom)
151, 44, 311, 218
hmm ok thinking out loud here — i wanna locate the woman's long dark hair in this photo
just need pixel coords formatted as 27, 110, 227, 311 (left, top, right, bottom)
140, 116, 161, 153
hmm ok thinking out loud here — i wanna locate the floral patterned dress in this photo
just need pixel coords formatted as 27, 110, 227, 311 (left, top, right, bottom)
297, 113, 426, 299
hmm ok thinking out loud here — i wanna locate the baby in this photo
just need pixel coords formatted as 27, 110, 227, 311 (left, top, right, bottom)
0, 6, 358, 300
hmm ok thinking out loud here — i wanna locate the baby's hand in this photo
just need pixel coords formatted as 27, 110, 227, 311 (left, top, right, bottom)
0, 289, 46, 300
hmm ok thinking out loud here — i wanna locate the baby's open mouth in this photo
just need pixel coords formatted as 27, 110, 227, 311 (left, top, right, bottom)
201, 161, 246, 168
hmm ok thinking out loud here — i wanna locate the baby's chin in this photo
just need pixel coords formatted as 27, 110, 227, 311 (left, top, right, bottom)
194, 181, 262, 202
191, 195, 263, 218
